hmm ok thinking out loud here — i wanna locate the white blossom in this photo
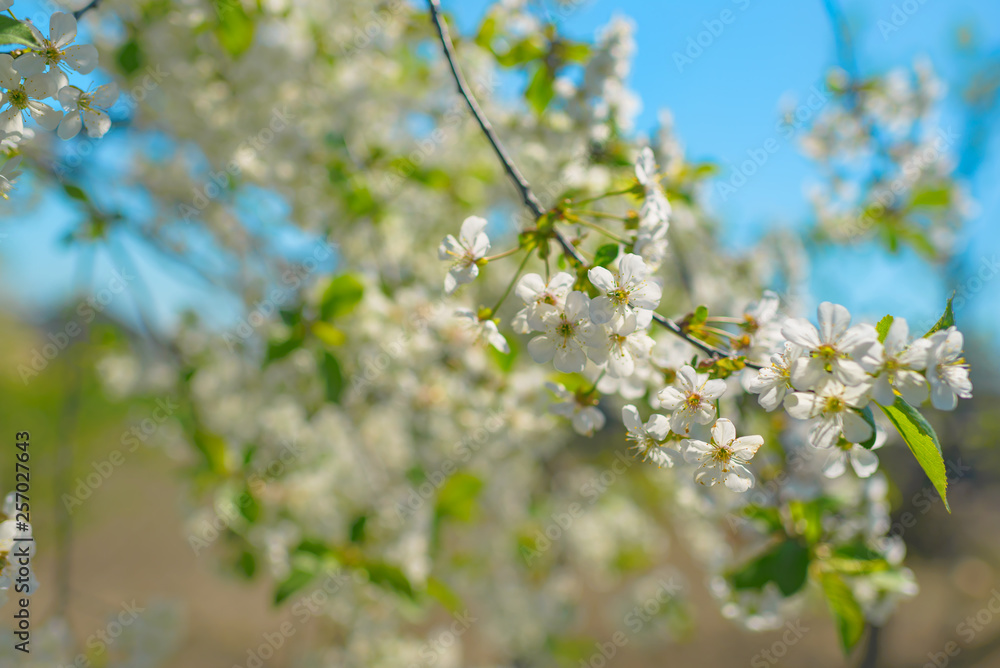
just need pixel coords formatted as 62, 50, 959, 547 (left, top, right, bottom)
823, 428, 885, 479
0, 154, 21, 199
925, 326, 972, 410
587, 311, 654, 378
588, 253, 661, 325
683, 418, 763, 492
622, 404, 676, 466
527, 291, 599, 373
783, 379, 873, 449
511, 271, 574, 334
0, 55, 62, 137
454, 308, 509, 353
860, 318, 931, 406
657, 365, 726, 434
745, 343, 801, 411
14, 12, 99, 76
781, 302, 878, 389
546, 382, 605, 436
438, 216, 490, 294
57, 83, 118, 139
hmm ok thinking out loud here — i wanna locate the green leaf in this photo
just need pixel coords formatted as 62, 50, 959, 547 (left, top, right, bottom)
592, 243, 620, 268
236, 549, 256, 579
730, 540, 810, 596
62, 184, 90, 202
855, 406, 878, 449
364, 561, 416, 600
434, 472, 483, 523
875, 315, 893, 343
321, 352, 345, 404
213, 0, 255, 58
922, 295, 955, 338
560, 42, 591, 63
494, 36, 546, 67
349, 515, 367, 544
819, 571, 865, 653
116, 39, 144, 75
691, 305, 709, 326
320, 274, 365, 321
910, 186, 951, 208
525, 65, 555, 115
426, 576, 464, 614
877, 397, 950, 512
274, 567, 315, 604
0, 16, 42, 48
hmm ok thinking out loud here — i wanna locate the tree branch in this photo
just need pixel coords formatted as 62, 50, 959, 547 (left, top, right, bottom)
425, 0, 753, 366
426, 0, 584, 266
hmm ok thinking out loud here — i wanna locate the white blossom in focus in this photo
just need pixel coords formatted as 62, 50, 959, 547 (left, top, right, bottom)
14, 12, 99, 76
784, 379, 873, 449
745, 343, 801, 411
925, 326, 973, 410
588, 253, 661, 325
57, 83, 118, 139
860, 318, 931, 406
511, 271, 574, 334
438, 216, 490, 294
622, 404, 676, 466
657, 365, 726, 434
527, 291, 598, 373
0, 56, 62, 136
781, 302, 878, 389
683, 418, 763, 492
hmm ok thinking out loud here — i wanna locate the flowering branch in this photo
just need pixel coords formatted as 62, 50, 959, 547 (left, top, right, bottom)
425, 0, 749, 365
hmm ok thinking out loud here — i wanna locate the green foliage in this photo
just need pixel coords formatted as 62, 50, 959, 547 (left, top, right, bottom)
320, 274, 365, 321
525, 65, 555, 115
923, 295, 955, 337
116, 39, 145, 74
875, 314, 893, 343
434, 472, 484, 523
877, 397, 950, 512
592, 243, 620, 268
819, 571, 866, 653
0, 16, 42, 48
213, 0, 255, 57
321, 352, 345, 404
856, 406, 878, 449
730, 539, 810, 596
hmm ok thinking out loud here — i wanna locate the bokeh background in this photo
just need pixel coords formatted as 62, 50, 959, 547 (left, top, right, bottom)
0, 0, 999, 666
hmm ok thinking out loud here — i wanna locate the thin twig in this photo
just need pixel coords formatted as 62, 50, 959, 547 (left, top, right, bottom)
426, 0, 585, 266
425, 0, 755, 367
73, 0, 102, 19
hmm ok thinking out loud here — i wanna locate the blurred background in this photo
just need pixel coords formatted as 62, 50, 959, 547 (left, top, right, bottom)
1, 0, 999, 666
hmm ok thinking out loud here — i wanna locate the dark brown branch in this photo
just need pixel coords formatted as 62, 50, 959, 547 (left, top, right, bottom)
426, 0, 753, 366
426, 0, 584, 266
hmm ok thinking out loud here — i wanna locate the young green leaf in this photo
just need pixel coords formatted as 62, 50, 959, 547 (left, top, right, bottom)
592, 243, 620, 268
855, 406, 878, 449
730, 540, 810, 596
214, 0, 255, 58
0, 16, 43, 48
877, 397, 950, 512
321, 352, 345, 404
525, 65, 555, 115
320, 274, 364, 321
819, 570, 866, 653
922, 295, 954, 338
875, 314, 893, 343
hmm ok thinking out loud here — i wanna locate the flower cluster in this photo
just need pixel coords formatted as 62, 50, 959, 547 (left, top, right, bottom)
746, 302, 972, 478
0, 9, 116, 198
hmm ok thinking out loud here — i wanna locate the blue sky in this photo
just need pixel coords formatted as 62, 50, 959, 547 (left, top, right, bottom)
1, 0, 998, 360
444, 0, 1000, 348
